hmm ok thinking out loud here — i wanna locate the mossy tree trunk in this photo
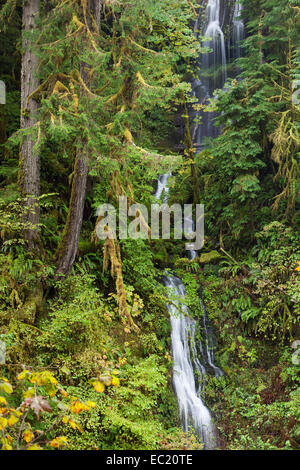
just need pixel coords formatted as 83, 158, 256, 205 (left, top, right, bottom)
55, 145, 89, 278
20, 0, 40, 251
55, 0, 100, 278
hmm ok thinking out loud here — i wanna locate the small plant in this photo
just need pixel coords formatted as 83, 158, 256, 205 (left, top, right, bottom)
0, 370, 99, 450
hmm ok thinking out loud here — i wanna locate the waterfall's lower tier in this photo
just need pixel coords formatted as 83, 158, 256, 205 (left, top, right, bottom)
154, 172, 222, 449
163, 274, 221, 449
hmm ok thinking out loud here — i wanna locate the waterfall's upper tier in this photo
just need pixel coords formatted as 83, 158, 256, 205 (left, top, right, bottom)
196, 0, 243, 40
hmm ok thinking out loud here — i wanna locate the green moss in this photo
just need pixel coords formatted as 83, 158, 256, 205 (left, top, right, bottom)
198, 251, 222, 265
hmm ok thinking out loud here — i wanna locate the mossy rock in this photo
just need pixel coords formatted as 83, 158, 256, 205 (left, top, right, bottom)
174, 257, 191, 268
198, 250, 222, 265
20, 283, 44, 324
20, 299, 37, 324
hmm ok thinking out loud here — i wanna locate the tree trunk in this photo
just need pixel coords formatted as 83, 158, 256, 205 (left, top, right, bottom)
55, 147, 89, 278
55, 0, 100, 278
20, 0, 40, 251
95, 0, 102, 28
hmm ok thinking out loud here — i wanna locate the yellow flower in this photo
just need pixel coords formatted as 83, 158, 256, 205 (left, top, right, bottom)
70, 400, 90, 414
50, 436, 68, 448
7, 414, 19, 426
23, 429, 34, 443
93, 381, 105, 393
111, 376, 120, 387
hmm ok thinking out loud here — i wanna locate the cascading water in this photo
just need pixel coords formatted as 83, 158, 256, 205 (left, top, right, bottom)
155, 174, 222, 449
154, 173, 172, 202
163, 274, 216, 449
191, 0, 229, 147
155, 0, 244, 450
203, 0, 227, 84
232, 2, 245, 59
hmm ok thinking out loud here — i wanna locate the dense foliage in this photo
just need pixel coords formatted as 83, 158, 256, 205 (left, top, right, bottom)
0, 0, 299, 451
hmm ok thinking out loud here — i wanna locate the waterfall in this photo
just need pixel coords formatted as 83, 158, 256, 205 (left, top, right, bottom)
154, 173, 172, 202
232, 2, 245, 59
203, 0, 227, 85
163, 274, 216, 449
154, 173, 218, 449
191, 0, 229, 148
154, 0, 244, 450
191, 0, 244, 148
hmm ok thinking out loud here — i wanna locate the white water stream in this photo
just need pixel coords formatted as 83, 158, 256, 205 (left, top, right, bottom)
154, 0, 244, 450
155, 173, 222, 449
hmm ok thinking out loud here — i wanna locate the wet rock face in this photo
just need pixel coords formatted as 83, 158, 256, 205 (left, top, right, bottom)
220, 0, 236, 32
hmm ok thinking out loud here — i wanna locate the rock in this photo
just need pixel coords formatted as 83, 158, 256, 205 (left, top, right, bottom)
198, 250, 222, 264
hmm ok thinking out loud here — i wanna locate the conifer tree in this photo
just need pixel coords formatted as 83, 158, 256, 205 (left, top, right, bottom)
19, 0, 40, 250
55, 0, 100, 278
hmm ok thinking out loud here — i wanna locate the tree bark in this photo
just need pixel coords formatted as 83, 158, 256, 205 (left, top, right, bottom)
95, 0, 102, 28
55, 0, 100, 278
20, 0, 40, 251
55, 146, 89, 278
